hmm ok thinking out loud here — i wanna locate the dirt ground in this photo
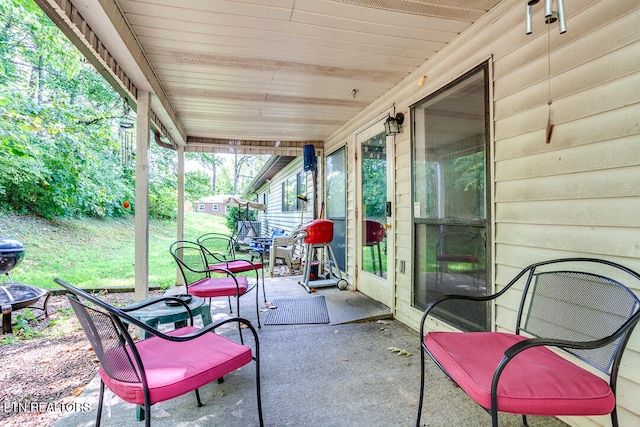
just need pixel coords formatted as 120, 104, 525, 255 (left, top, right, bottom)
0, 290, 163, 427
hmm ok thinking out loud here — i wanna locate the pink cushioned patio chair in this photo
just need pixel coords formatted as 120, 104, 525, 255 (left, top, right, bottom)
196, 232, 266, 305
416, 258, 640, 427
55, 278, 263, 427
170, 240, 261, 329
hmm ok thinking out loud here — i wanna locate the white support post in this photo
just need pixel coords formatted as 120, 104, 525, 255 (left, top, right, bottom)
176, 145, 185, 286
134, 90, 150, 302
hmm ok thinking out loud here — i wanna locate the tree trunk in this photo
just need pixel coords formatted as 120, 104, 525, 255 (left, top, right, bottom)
37, 55, 44, 104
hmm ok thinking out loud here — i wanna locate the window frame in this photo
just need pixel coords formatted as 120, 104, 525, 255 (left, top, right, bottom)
410, 62, 492, 332
282, 171, 306, 212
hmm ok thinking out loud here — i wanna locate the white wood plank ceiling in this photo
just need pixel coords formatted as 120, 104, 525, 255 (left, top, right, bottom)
37, 0, 502, 153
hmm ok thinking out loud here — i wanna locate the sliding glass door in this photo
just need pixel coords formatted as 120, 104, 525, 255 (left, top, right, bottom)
412, 63, 490, 332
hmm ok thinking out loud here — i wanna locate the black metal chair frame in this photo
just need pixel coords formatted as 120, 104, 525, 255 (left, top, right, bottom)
196, 232, 267, 304
363, 220, 384, 277
55, 278, 263, 427
170, 240, 261, 329
435, 229, 482, 289
416, 258, 640, 427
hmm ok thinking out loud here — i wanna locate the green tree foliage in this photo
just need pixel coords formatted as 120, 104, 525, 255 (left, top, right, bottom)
0, 0, 134, 218
185, 152, 222, 192
212, 153, 268, 196
147, 140, 177, 219
362, 133, 387, 222
0, 1, 267, 221
185, 170, 212, 203
147, 144, 216, 220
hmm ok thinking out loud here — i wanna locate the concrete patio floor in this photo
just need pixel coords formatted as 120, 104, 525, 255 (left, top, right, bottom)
55, 273, 571, 427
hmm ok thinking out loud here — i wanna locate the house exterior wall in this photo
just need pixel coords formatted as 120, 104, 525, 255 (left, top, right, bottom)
255, 158, 316, 236
324, 1, 640, 425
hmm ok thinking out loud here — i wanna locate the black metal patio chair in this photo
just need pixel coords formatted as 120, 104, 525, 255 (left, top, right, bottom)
55, 278, 263, 427
416, 258, 640, 427
197, 232, 267, 305
170, 240, 261, 328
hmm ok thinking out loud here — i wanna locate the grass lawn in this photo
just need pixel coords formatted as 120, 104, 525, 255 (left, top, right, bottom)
0, 211, 229, 290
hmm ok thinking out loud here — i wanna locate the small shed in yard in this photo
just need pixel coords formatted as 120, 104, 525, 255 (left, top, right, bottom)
193, 195, 229, 217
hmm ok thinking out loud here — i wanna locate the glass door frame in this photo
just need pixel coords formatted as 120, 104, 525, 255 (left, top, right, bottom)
354, 112, 395, 309
410, 62, 491, 332
325, 146, 347, 272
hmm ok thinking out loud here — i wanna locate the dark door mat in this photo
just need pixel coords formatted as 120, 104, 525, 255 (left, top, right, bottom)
265, 296, 330, 325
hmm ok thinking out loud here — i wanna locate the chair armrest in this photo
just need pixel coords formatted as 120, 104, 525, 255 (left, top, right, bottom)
420, 265, 535, 336
178, 261, 212, 275
121, 296, 190, 312
199, 245, 231, 263
272, 236, 296, 247
210, 251, 229, 262
128, 315, 259, 347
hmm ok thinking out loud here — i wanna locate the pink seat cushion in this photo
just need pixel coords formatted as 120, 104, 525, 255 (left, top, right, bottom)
425, 332, 615, 416
99, 326, 252, 405
187, 276, 248, 298
209, 260, 263, 273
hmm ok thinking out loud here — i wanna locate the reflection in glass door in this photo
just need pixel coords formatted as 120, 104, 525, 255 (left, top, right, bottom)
412, 63, 490, 332
326, 147, 346, 271
361, 131, 388, 278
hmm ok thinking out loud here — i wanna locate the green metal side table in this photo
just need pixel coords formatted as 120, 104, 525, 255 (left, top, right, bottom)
124, 294, 212, 339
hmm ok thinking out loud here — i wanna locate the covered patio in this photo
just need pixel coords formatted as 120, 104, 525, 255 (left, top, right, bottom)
31, 0, 510, 300
31, 1, 640, 426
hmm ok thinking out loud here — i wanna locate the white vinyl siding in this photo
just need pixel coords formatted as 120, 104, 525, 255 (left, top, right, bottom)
324, 1, 640, 425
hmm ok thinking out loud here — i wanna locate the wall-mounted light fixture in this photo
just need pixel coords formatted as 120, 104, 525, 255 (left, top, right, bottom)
526, 0, 566, 35
384, 113, 404, 136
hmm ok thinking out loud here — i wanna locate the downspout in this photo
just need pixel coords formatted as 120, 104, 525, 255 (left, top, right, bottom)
154, 131, 176, 150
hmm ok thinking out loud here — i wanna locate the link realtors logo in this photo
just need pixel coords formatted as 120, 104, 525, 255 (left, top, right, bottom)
2, 401, 91, 413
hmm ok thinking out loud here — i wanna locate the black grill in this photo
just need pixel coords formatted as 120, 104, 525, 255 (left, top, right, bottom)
0, 238, 50, 333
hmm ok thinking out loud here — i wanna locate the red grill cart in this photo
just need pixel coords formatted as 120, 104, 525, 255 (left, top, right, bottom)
299, 220, 347, 293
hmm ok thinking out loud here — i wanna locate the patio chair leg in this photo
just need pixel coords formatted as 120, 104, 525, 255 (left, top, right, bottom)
96, 380, 105, 427
194, 389, 203, 407
415, 347, 426, 427
255, 280, 261, 329
255, 347, 264, 427
236, 297, 245, 345
521, 414, 529, 426
261, 267, 266, 303
144, 401, 151, 427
